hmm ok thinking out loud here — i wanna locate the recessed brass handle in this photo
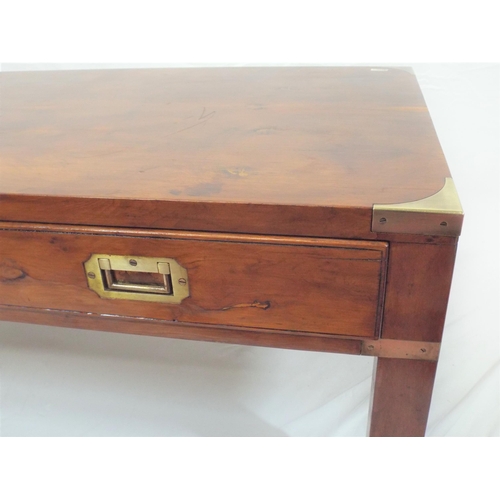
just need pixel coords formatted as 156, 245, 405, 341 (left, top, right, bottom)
84, 254, 189, 304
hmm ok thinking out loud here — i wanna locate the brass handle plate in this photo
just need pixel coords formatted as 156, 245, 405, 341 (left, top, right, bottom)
84, 254, 189, 304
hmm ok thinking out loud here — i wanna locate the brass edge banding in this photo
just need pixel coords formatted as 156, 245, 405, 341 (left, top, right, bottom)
361, 339, 440, 361
372, 177, 464, 237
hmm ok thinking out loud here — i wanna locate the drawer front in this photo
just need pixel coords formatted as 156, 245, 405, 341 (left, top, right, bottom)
0, 226, 388, 337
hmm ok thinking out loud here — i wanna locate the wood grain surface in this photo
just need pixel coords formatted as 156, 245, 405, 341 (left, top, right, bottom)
381, 242, 458, 342
0, 304, 365, 355
0, 224, 388, 337
0, 67, 451, 238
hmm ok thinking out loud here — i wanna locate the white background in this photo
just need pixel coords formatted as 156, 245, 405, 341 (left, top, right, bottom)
0, 1, 499, 498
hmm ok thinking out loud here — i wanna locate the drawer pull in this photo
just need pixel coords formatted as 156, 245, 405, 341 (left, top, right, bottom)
84, 254, 189, 304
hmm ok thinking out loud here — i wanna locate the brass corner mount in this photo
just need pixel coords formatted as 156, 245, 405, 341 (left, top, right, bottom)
361, 339, 440, 361
372, 177, 464, 237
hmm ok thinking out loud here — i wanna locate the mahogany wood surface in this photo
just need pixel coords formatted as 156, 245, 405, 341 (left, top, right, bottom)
0, 304, 364, 355
0, 67, 450, 239
0, 224, 388, 337
381, 242, 458, 343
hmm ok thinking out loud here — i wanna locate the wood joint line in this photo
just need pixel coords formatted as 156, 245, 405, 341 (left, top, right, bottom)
361, 339, 440, 361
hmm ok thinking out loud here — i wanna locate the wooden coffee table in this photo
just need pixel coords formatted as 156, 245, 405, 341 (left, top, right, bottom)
0, 67, 463, 436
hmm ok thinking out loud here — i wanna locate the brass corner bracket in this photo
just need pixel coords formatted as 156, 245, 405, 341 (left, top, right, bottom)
361, 339, 440, 361
372, 177, 464, 237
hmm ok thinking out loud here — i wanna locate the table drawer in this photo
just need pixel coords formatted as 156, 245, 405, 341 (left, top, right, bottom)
0, 226, 388, 337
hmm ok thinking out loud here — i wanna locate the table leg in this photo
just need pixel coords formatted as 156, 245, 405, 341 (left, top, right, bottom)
366, 240, 457, 437
368, 357, 438, 437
